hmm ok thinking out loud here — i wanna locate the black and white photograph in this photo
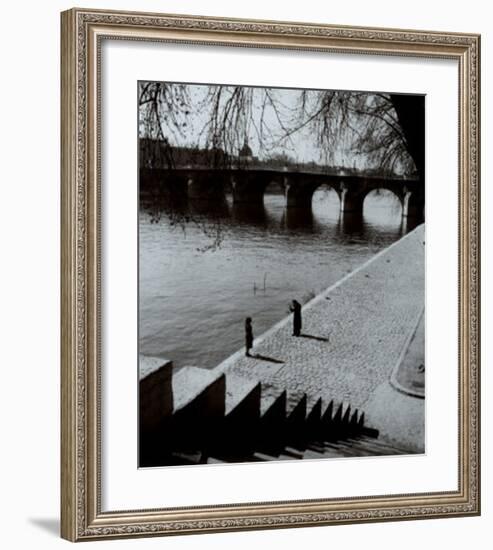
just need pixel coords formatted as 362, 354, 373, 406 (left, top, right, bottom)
137, 81, 425, 468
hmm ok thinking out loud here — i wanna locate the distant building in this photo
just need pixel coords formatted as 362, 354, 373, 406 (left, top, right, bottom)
238, 139, 257, 164
139, 138, 230, 169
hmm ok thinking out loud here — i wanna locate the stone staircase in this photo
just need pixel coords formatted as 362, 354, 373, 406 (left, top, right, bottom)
139, 360, 408, 467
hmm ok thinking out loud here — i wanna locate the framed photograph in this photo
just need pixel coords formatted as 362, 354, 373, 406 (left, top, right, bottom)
60, 7, 480, 541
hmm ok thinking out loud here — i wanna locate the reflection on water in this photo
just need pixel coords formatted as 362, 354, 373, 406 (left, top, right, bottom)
282, 207, 315, 231
139, 189, 418, 370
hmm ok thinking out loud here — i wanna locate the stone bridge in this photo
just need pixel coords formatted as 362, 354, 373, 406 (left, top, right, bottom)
140, 166, 424, 220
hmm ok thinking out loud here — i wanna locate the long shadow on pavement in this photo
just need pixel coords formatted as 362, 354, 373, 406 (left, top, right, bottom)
300, 333, 329, 342
254, 354, 284, 364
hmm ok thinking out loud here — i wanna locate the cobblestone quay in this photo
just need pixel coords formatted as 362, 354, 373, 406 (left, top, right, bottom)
215, 224, 425, 411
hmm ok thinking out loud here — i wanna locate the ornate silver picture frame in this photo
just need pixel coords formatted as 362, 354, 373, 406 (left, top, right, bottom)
61, 7, 480, 541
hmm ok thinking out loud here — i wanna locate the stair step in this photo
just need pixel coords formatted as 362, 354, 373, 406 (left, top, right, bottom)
252, 451, 278, 461
304, 442, 370, 459
224, 373, 261, 415
322, 442, 367, 457
285, 390, 308, 416
346, 437, 409, 455
282, 442, 308, 454
354, 436, 409, 451
277, 453, 300, 461
306, 398, 322, 424
169, 451, 203, 465
283, 446, 305, 458
206, 457, 226, 464
303, 449, 327, 459
341, 440, 394, 454
306, 443, 326, 453
320, 447, 350, 458
139, 355, 174, 432
139, 354, 172, 380
259, 384, 286, 416
172, 366, 224, 414
321, 442, 361, 457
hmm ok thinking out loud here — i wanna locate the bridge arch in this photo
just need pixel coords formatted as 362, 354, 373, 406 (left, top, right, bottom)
285, 178, 342, 209
362, 188, 404, 221
231, 172, 282, 204
311, 184, 342, 218
340, 184, 424, 222
187, 170, 229, 201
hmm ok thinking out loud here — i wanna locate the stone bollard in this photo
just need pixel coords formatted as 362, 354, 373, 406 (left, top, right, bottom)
342, 405, 351, 425
139, 355, 173, 434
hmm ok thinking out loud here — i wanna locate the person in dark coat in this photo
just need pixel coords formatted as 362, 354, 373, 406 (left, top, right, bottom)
289, 299, 302, 337
245, 317, 254, 357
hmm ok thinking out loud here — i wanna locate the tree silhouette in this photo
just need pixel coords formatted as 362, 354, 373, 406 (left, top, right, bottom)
139, 82, 423, 176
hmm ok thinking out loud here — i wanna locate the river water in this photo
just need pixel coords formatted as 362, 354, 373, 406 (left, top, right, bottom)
139, 189, 417, 370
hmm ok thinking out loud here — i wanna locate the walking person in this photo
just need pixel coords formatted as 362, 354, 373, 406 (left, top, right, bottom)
245, 317, 254, 357
290, 299, 302, 337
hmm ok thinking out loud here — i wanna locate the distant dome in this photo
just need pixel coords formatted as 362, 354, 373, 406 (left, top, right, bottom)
239, 140, 253, 157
